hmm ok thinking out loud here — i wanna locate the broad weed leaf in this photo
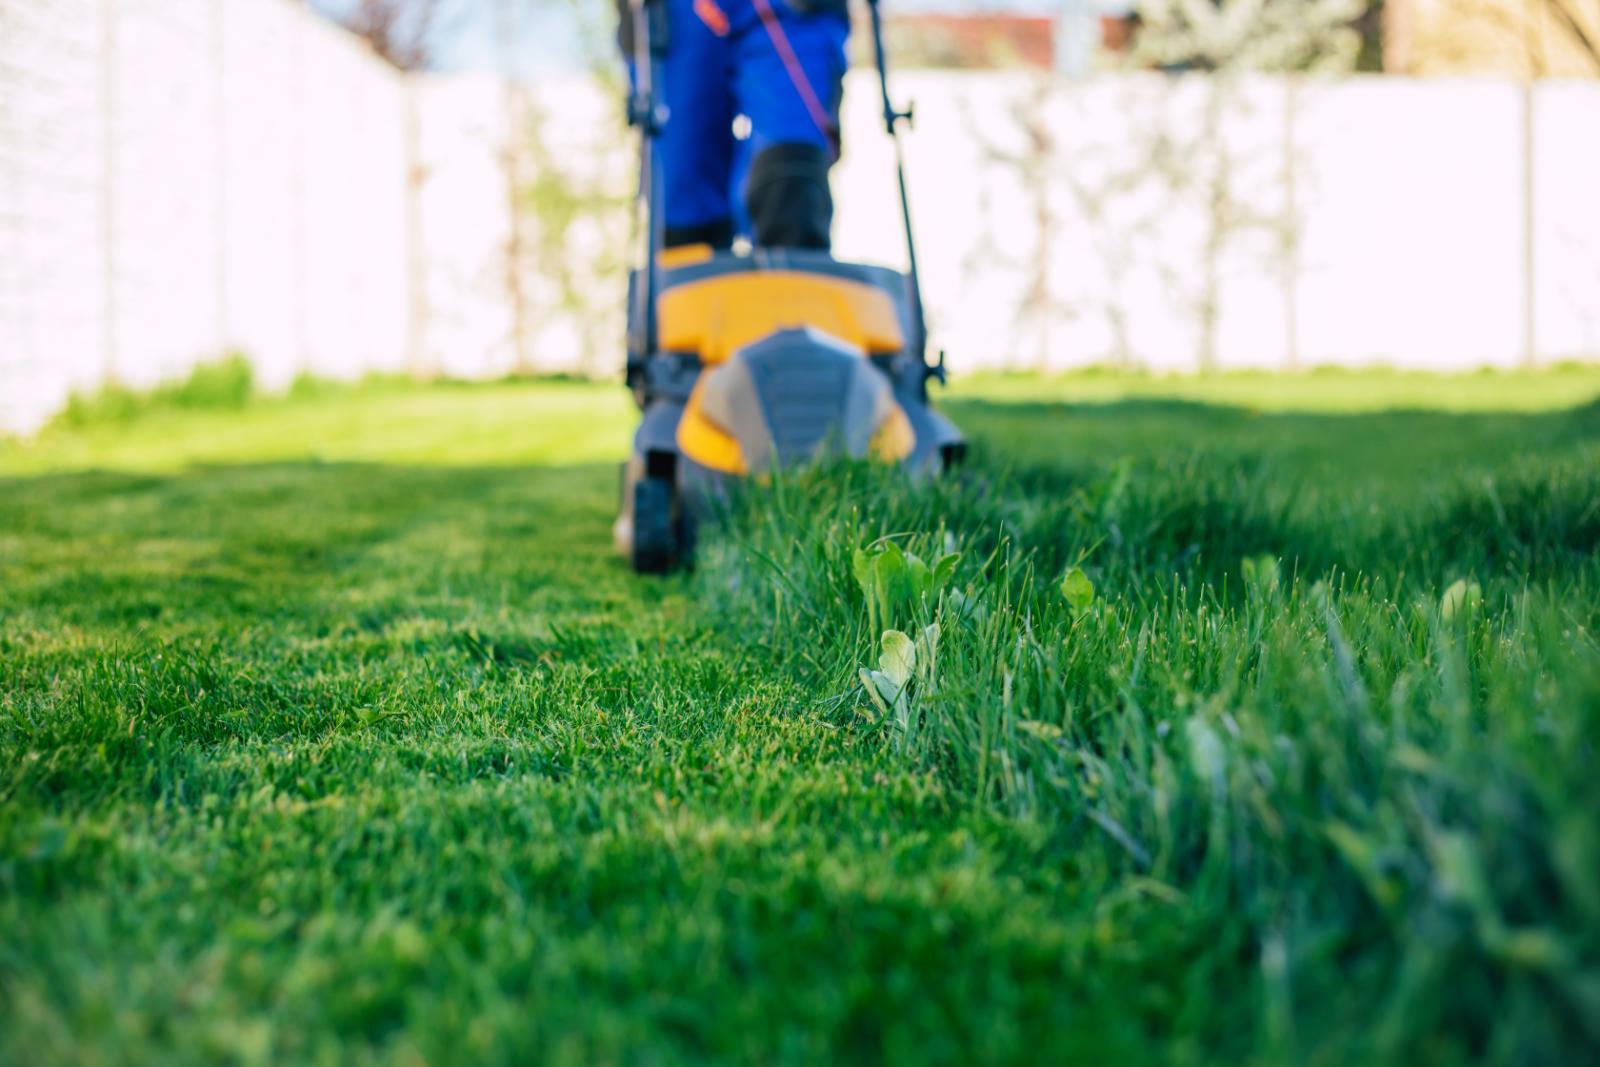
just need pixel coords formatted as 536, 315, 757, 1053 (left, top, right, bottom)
1440, 578, 1482, 621
932, 552, 961, 590
852, 548, 875, 600
876, 544, 908, 607
1060, 566, 1095, 614
906, 553, 932, 599
879, 629, 916, 688
858, 668, 892, 720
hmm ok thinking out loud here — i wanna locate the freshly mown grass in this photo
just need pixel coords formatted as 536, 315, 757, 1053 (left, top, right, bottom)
2, 372, 1597, 1065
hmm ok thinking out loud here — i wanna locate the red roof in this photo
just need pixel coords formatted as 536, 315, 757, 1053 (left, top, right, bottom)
886, 13, 1057, 69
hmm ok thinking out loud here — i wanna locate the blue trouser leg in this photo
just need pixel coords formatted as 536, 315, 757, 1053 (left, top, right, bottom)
657, 0, 737, 246
730, 2, 847, 161
729, 0, 848, 248
652, 0, 849, 249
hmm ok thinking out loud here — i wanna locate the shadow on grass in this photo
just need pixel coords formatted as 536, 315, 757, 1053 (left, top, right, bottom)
5, 398, 1597, 622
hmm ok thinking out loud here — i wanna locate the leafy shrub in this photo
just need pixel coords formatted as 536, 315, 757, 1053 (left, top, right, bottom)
55, 353, 255, 429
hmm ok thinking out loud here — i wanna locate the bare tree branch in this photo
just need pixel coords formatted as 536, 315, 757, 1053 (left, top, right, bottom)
334, 0, 453, 71
1542, 0, 1600, 71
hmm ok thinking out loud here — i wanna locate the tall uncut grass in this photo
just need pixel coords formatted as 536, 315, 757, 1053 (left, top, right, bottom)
705, 404, 1600, 1063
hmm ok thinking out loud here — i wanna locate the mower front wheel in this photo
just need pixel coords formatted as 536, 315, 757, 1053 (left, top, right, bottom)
631, 476, 680, 575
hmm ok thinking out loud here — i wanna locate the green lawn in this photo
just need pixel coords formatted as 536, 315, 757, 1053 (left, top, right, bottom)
2, 371, 1597, 1066
957, 364, 1600, 413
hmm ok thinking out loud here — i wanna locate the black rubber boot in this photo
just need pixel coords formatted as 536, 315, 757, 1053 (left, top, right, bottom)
747, 142, 834, 251
664, 217, 735, 250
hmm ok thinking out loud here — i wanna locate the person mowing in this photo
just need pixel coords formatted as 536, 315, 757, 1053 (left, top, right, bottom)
620, 0, 850, 252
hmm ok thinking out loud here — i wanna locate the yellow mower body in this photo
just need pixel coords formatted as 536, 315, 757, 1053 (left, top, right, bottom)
658, 260, 917, 474
620, 248, 963, 571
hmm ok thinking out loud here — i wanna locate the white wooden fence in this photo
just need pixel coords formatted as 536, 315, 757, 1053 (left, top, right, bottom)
2, 0, 413, 434
835, 71, 1600, 374
3, 0, 1599, 434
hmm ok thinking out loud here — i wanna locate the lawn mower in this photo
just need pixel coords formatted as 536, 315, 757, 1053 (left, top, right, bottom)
615, 0, 965, 574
